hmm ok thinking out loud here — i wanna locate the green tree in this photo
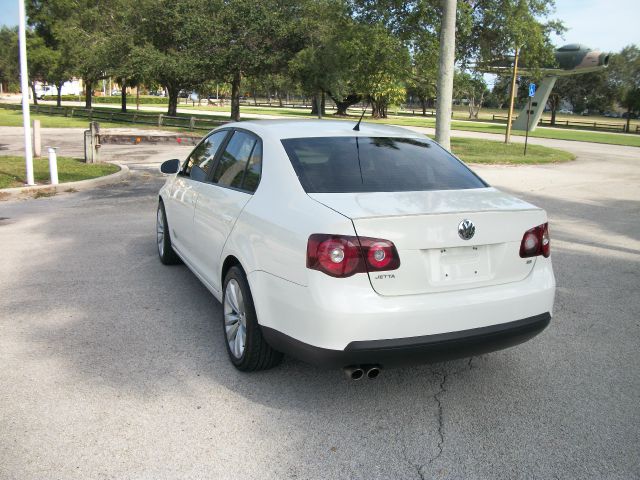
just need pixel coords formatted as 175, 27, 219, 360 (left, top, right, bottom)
551, 71, 613, 122
28, 0, 113, 108
348, 23, 410, 118
132, 0, 211, 116
289, 1, 362, 117
200, 0, 305, 121
406, 38, 438, 115
26, 1, 74, 106
0, 27, 19, 94
25, 32, 53, 105
470, 0, 564, 72
454, 71, 488, 119
608, 45, 640, 132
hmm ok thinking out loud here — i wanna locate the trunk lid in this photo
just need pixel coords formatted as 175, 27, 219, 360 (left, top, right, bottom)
309, 188, 547, 296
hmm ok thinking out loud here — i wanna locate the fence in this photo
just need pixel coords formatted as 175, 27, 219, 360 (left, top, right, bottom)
0, 103, 226, 131
491, 113, 636, 134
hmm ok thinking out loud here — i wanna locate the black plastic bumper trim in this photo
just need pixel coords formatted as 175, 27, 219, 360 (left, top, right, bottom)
260, 313, 551, 369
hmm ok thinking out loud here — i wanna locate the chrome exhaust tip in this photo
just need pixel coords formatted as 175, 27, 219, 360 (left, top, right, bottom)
366, 366, 381, 379
344, 366, 364, 380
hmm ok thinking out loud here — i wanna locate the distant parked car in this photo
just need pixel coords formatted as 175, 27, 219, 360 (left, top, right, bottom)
558, 109, 573, 114
622, 112, 638, 119
35, 85, 57, 99
111, 89, 121, 96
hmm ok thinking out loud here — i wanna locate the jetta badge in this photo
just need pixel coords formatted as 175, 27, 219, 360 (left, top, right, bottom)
458, 219, 475, 240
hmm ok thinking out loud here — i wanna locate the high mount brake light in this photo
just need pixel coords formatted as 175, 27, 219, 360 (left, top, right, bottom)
519, 223, 550, 258
307, 234, 400, 278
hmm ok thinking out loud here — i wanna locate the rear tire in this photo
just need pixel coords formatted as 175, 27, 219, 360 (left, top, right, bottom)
223, 266, 283, 371
157, 201, 181, 265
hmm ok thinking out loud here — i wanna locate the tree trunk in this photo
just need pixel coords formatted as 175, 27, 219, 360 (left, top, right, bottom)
421, 98, 427, 116
231, 71, 241, 121
31, 82, 38, 105
56, 81, 63, 107
311, 93, 326, 116
121, 78, 127, 113
435, 0, 456, 150
334, 101, 350, 116
136, 87, 140, 111
370, 98, 381, 119
310, 95, 318, 115
277, 91, 283, 107
549, 94, 558, 126
167, 85, 179, 116
85, 78, 92, 108
331, 93, 360, 116
315, 91, 322, 119
626, 106, 631, 133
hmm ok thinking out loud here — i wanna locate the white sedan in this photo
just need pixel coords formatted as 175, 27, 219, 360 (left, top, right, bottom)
157, 120, 555, 379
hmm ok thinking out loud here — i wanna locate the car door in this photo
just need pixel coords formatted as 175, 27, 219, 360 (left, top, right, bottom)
191, 130, 262, 292
164, 130, 229, 262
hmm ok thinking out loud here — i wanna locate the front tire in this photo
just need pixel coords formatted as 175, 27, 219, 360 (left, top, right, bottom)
223, 266, 282, 371
156, 201, 181, 265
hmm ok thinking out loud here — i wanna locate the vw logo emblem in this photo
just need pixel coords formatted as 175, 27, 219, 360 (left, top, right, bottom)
458, 219, 475, 240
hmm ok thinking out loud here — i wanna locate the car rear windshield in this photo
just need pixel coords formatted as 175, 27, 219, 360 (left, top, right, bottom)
281, 136, 487, 193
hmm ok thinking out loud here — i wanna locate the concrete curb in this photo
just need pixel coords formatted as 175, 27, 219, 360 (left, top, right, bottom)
0, 163, 130, 201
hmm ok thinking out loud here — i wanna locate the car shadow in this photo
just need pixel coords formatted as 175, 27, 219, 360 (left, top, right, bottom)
4, 175, 639, 477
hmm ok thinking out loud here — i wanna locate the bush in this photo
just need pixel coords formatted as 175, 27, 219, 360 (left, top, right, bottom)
42, 94, 169, 104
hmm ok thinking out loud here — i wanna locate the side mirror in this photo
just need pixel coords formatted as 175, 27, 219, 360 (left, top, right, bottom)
160, 159, 180, 174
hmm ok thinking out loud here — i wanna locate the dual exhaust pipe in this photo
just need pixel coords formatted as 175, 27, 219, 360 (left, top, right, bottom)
344, 365, 381, 380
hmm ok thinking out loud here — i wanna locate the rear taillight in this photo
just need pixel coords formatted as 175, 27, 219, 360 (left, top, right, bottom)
307, 234, 400, 278
519, 223, 550, 258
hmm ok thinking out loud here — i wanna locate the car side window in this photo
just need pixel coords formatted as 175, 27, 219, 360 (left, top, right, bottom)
242, 141, 262, 193
212, 131, 258, 189
181, 130, 228, 180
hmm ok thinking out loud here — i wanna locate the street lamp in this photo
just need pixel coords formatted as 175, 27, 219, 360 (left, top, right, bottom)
18, 0, 35, 185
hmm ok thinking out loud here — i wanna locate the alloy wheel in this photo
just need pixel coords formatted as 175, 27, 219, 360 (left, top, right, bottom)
224, 279, 247, 358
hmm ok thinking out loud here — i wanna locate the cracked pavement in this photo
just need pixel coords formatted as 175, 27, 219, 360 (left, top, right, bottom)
0, 128, 639, 479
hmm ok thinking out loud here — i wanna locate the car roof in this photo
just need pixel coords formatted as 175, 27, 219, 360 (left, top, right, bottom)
223, 119, 426, 140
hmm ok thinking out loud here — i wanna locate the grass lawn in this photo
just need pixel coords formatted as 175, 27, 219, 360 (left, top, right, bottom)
0, 105, 580, 165
450, 137, 575, 164
180, 104, 640, 147
0, 156, 119, 189
6, 102, 639, 147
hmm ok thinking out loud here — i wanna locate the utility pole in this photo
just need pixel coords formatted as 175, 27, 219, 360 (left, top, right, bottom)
505, 46, 520, 144
435, 0, 457, 151
18, 0, 35, 185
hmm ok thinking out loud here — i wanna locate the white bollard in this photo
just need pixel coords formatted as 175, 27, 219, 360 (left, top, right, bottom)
32, 119, 41, 157
48, 147, 59, 185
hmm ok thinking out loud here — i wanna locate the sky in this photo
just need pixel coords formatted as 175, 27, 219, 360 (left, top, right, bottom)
0, 0, 638, 52
550, 0, 640, 52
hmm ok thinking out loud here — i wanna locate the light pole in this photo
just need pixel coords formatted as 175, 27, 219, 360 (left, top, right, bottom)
18, 0, 35, 185
505, 46, 520, 144
435, 0, 457, 151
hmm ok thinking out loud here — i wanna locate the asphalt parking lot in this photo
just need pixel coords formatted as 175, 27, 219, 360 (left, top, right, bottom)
1, 128, 639, 479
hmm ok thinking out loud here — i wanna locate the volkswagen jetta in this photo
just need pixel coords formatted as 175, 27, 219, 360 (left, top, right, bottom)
157, 120, 555, 377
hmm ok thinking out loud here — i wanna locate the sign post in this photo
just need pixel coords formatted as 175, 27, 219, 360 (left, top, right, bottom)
524, 82, 536, 156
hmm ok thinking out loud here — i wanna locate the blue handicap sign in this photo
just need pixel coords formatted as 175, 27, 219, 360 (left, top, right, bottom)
529, 83, 536, 97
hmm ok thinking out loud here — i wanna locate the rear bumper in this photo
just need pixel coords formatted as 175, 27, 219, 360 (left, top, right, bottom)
261, 312, 551, 368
